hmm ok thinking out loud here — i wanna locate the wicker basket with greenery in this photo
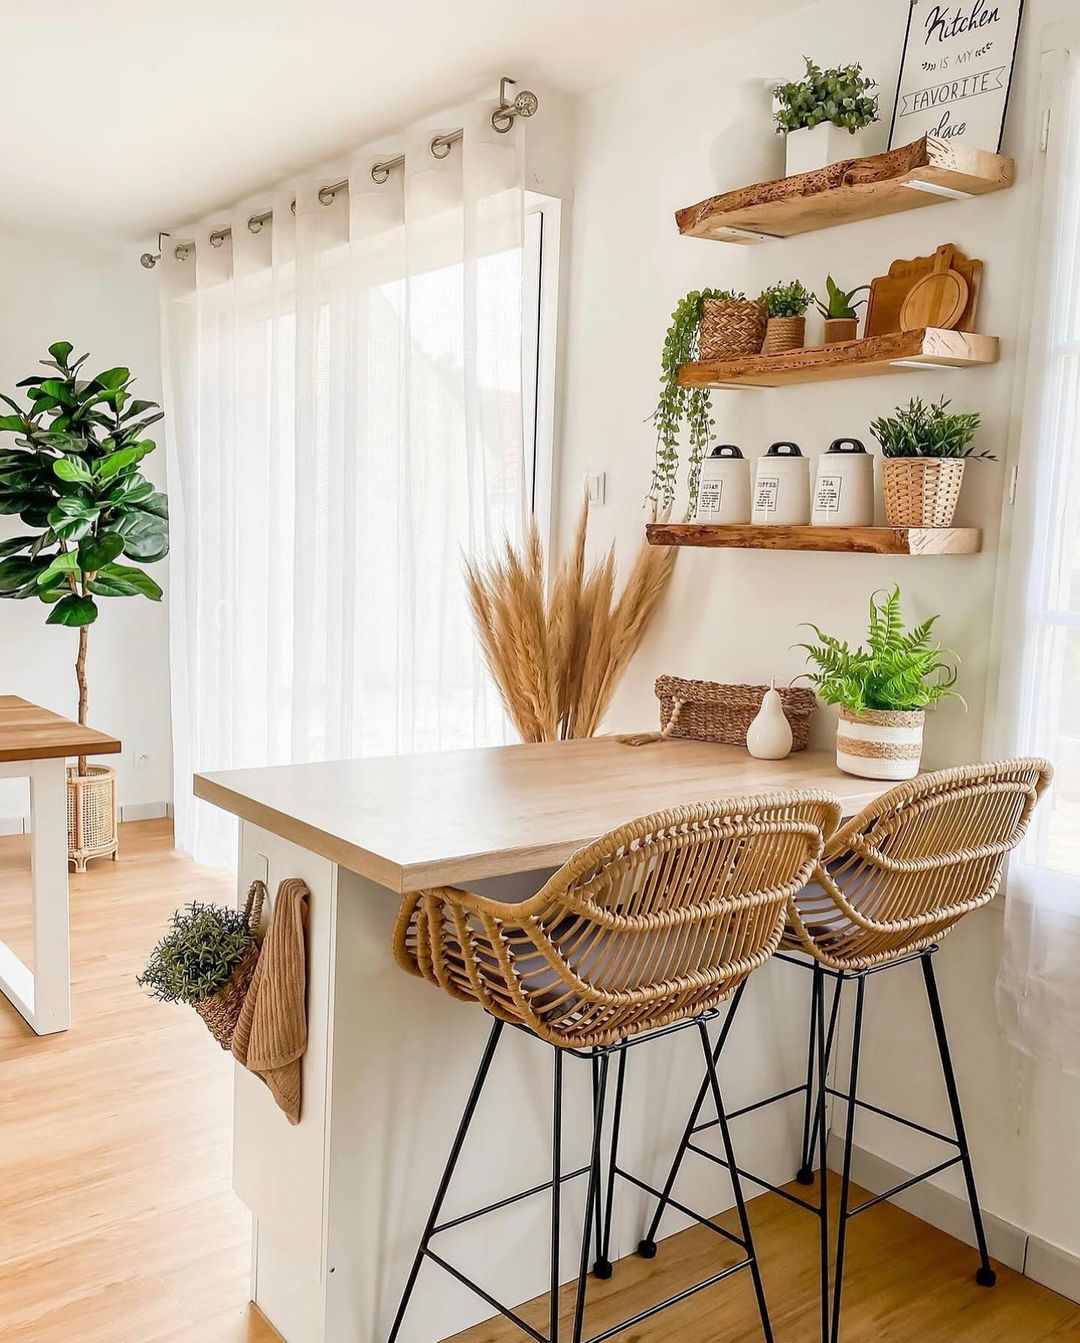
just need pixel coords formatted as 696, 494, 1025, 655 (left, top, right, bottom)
138, 882, 265, 1050
870, 396, 992, 527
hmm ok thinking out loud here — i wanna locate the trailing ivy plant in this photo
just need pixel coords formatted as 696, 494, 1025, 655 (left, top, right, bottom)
649, 289, 735, 510
798, 586, 961, 715
760, 280, 815, 318
138, 902, 252, 1005
815, 276, 870, 320
0, 342, 168, 770
870, 396, 993, 459
774, 58, 879, 135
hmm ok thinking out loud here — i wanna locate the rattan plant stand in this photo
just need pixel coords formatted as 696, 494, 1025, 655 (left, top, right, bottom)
67, 764, 118, 871
390, 791, 841, 1343
640, 760, 1053, 1343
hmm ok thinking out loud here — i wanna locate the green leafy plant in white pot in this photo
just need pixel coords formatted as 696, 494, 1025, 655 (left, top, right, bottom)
799, 586, 960, 780
0, 342, 168, 869
774, 58, 879, 176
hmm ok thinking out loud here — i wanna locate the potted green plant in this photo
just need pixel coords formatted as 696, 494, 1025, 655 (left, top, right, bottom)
138, 886, 264, 1050
775, 58, 880, 175
870, 396, 993, 528
815, 276, 870, 344
799, 586, 960, 780
649, 289, 723, 510
760, 280, 816, 354
0, 342, 168, 869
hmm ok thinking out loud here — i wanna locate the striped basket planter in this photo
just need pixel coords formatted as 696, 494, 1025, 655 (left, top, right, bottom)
836, 708, 925, 781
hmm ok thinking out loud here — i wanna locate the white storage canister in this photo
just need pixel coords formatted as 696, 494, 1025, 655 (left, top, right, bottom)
752, 441, 811, 525
695, 445, 751, 524
811, 437, 875, 527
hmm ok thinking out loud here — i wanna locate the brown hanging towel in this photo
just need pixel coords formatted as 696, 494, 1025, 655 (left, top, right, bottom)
232, 877, 311, 1125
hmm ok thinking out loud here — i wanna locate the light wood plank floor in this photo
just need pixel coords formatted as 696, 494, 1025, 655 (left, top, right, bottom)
1, 820, 1077, 1342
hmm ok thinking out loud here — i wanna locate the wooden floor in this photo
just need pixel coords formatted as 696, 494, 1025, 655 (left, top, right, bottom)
1, 820, 1078, 1343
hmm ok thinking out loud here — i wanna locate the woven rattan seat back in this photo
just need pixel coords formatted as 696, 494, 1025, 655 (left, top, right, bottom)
783, 759, 1053, 970
394, 790, 841, 1048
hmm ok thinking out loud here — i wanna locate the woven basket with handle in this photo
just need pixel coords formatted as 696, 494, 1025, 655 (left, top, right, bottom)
699, 297, 767, 360
194, 880, 265, 1051
654, 676, 817, 751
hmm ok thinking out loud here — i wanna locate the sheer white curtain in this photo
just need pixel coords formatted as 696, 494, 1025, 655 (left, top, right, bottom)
162, 106, 527, 868
996, 46, 1080, 1072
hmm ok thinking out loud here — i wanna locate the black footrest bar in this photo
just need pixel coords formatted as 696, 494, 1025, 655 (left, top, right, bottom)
583, 1257, 753, 1343
847, 1155, 964, 1219
424, 1249, 548, 1343
686, 1142, 820, 1214
612, 1165, 748, 1251
432, 1164, 591, 1235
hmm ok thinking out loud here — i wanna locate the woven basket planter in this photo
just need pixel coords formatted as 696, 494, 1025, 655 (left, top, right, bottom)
882, 458, 966, 527
699, 298, 767, 360
836, 708, 924, 781
193, 881, 266, 1051
654, 676, 817, 751
762, 315, 806, 355
67, 765, 118, 872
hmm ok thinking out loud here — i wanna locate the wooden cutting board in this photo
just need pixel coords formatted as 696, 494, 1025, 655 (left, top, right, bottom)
900, 249, 970, 331
866, 244, 983, 336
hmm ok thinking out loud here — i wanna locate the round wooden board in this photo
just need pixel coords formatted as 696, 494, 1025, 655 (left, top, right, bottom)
900, 270, 969, 332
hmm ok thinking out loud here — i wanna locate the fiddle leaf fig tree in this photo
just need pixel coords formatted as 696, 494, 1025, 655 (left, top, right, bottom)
0, 342, 168, 771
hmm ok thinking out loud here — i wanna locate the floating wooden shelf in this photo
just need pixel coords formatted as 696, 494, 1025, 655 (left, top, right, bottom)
646, 523, 982, 556
676, 137, 1014, 243
678, 328, 999, 389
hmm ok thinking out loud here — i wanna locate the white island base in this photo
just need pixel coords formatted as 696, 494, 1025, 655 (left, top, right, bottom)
197, 740, 896, 1343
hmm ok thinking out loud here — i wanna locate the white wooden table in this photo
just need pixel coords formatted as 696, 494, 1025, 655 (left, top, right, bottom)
0, 696, 121, 1035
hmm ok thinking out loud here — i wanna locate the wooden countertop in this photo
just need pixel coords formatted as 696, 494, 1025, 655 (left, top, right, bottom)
194, 737, 900, 894
0, 696, 121, 764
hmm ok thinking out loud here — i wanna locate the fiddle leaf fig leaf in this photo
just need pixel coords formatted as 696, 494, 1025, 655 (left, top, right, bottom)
53, 456, 94, 485
78, 532, 125, 571
46, 594, 98, 627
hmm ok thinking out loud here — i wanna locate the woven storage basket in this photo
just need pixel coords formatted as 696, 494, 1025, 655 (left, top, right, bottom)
881, 458, 965, 527
836, 707, 925, 781
67, 765, 117, 872
699, 298, 767, 360
193, 881, 265, 1051
654, 676, 817, 751
762, 315, 806, 355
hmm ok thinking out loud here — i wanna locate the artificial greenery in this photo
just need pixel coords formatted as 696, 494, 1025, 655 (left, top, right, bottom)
0, 343, 168, 765
760, 280, 815, 319
774, 58, 879, 135
799, 586, 960, 715
870, 396, 993, 460
138, 902, 253, 1005
649, 289, 724, 509
815, 276, 870, 321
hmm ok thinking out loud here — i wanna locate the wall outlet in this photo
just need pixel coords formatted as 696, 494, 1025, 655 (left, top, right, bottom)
584, 471, 607, 506
133, 750, 152, 771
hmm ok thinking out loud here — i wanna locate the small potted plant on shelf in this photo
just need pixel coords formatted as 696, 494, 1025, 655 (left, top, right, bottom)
799, 586, 960, 780
774, 58, 880, 176
815, 276, 870, 344
870, 396, 993, 528
698, 289, 767, 361
760, 280, 815, 354
0, 343, 168, 870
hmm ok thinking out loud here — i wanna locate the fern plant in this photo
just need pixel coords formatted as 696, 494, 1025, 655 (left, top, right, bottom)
649, 289, 727, 510
798, 587, 960, 714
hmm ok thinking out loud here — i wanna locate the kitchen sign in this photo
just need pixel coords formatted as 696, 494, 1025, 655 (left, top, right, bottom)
888, 0, 1024, 151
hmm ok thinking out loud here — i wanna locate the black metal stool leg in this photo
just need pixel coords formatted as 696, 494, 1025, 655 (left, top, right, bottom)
830, 973, 866, 1343
637, 980, 748, 1257
572, 1052, 611, 1343
797, 967, 822, 1185
387, 1019, 504, 1343
697, 1018, 774, 1343
590, 1057, 606, 1277
921, 952, 997, 1288
595, 1048, 626, 1280
551, 1047, 565, 1343
814, 964, 832, 1343
804, 971, 844, 1181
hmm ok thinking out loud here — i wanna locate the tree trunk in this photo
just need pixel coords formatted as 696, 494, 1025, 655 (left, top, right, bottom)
76, 625, 89, 777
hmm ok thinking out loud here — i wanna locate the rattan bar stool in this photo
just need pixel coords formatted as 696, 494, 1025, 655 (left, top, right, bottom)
639, 759, 1052, 1343
387, 790, 841, 1343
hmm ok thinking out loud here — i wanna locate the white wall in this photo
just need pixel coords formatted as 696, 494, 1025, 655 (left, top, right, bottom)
0, 229, 172, 820
558, 0, 1080, 1279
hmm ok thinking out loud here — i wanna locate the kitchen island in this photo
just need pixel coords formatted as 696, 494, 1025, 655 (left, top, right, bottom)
195, 737, 899, 1343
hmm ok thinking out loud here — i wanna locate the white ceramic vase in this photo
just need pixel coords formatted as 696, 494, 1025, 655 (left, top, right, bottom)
747, 684, 794, 761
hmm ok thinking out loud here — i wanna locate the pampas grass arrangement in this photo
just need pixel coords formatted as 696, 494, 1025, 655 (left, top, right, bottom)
465, 499, 676, 742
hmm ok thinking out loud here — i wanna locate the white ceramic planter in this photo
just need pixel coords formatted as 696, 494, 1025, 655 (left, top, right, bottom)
836, 708, 925, 781
785, 123, 876, 176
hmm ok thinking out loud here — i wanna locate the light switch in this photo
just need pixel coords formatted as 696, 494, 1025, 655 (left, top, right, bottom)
584, 471, 607, 506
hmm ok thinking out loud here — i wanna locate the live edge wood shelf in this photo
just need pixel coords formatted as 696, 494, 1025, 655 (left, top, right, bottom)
679, 328, 999, 389
645, 523, 982, 556
676, 137, 1014, 243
